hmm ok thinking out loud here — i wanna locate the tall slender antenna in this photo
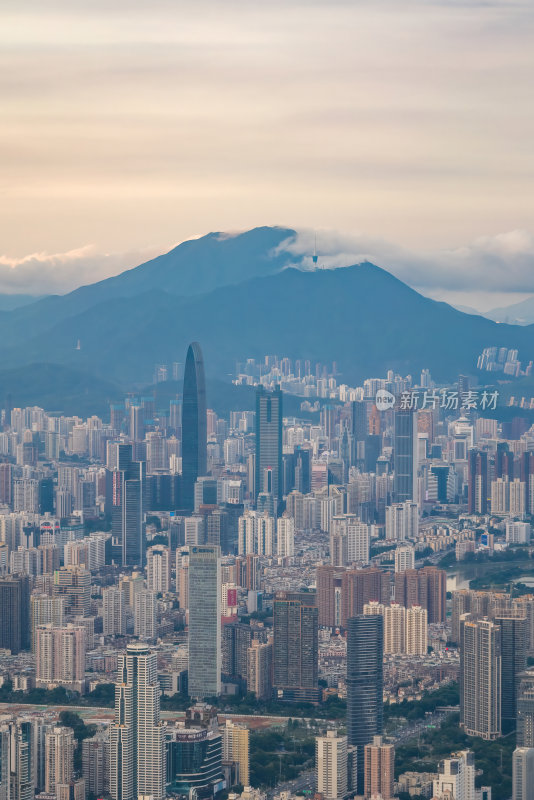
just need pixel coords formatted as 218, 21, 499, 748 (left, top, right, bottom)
312, 231, 318, 267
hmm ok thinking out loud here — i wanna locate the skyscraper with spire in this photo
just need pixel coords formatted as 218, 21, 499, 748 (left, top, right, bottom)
182, 342, 207, 511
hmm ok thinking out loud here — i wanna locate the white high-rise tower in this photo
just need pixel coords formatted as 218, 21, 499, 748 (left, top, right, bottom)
109, 642, 165, 800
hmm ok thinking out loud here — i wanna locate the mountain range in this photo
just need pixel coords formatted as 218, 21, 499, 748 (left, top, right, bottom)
0, 225, 533, 415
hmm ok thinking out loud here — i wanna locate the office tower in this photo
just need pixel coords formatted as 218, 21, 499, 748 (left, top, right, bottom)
364, 736, 394, 800
53, 566, 91, 616
341, 568, 390, 627
182, 342, 207, 511
467, 449, 489, 514
45, 727, 74, 794
109, 442, 146, 567
351, 400, 367, 468
103, 586, 126, 637
386, 501, 418, 541
406, 605, 428, 656
146, 545, 171, 593
222, 622, 252, 681
384, 603, 405, 654
316, 730, 348, 800
129, 404, 144, 442
460, 616, 501, 739
347, 614, 383, 795
255, 385, 283, 504
496, 615, 527, 730
0, 574, 30, 653
395, 544, 415, 573
277, 514, 295, 558
109, 642, 165, 800
513, 748, 534, 800
36, 625, 86, 693
134, 590, 157, 640
433, 750, 475, 800
393, 408, 418, 503
82, 732, 109, 798
56, 779, 86, 800
247, 639, 273, 700
188, 545, 221, 699
273, 591, 319, 702
518, 670, 534, 747
165, 724, 223, 797
394, 566, 446, 623
222, 720, 250, 786
30, 595, 65, 651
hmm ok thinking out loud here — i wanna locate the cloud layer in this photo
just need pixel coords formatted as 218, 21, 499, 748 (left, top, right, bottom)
285, 228, 534, 295
1, 0, 533, 262
0, 245, 164, 295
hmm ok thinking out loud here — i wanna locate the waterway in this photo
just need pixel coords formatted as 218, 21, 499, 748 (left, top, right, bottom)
446, 559, 534, 592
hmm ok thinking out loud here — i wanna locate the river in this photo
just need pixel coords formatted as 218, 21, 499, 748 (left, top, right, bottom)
446, 559, 534, 592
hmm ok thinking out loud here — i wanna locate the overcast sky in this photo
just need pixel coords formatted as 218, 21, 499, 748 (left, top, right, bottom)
1, 0, 533, 308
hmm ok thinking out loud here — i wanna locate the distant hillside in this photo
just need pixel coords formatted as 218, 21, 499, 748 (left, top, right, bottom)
0, 226, 297, 349
0, 226, 532, 410
485, 295, 534, 325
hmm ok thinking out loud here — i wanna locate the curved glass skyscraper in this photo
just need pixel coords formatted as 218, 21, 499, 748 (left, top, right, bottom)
182, 342, 207, 511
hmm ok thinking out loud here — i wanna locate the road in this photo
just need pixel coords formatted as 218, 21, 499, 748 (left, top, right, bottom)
266, 769, 315, 800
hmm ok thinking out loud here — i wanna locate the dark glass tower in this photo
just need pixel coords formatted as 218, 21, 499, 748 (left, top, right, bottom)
255, 385, 283, 504
346, 614, 384, 794
182, 342, 207, 511
393, 408, 418, 502
0, 575, 30, 653
111, 443, 147, 567
496, 615, 527, 731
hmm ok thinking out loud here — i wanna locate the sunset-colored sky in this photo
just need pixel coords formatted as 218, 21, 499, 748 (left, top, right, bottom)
1, 0, 533, 307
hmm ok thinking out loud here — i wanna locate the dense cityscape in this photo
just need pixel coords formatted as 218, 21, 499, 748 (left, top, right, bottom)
1, 339, 534, 800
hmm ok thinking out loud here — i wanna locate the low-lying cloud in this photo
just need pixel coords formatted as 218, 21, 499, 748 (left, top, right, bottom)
283, 228, 534, 296
0, 244, 165, 296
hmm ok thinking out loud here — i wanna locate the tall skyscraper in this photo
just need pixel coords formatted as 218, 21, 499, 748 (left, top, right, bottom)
222, 720, 250, 786
45, 727, 74, 795
182, 342, 207, 511
273, 591, 319, 702
188, 545, 221, 699
496, 614, 527, 730
109, 642, 165, 800
347, 614, 384, 795
0, 575, 30, 653
517, 669, 534, 747
316, 730, 348, 800
255, 385, 283, 504
30, 595, 65, 651
103, 587, 126, 637
393, 408, 418, 503
146, 545, 171, 593
460, 615, 501, 739
364, 736, 394, 800
406, 605, 428, 656
513, 747, 534, 800
467, 449, 489, 514
133, 590, 157, 640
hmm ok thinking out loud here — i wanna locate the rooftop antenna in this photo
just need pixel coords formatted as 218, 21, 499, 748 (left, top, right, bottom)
312, 231, 318, 268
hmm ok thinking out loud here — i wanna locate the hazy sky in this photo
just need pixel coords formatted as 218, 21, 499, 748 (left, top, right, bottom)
1, 0, 533, 307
